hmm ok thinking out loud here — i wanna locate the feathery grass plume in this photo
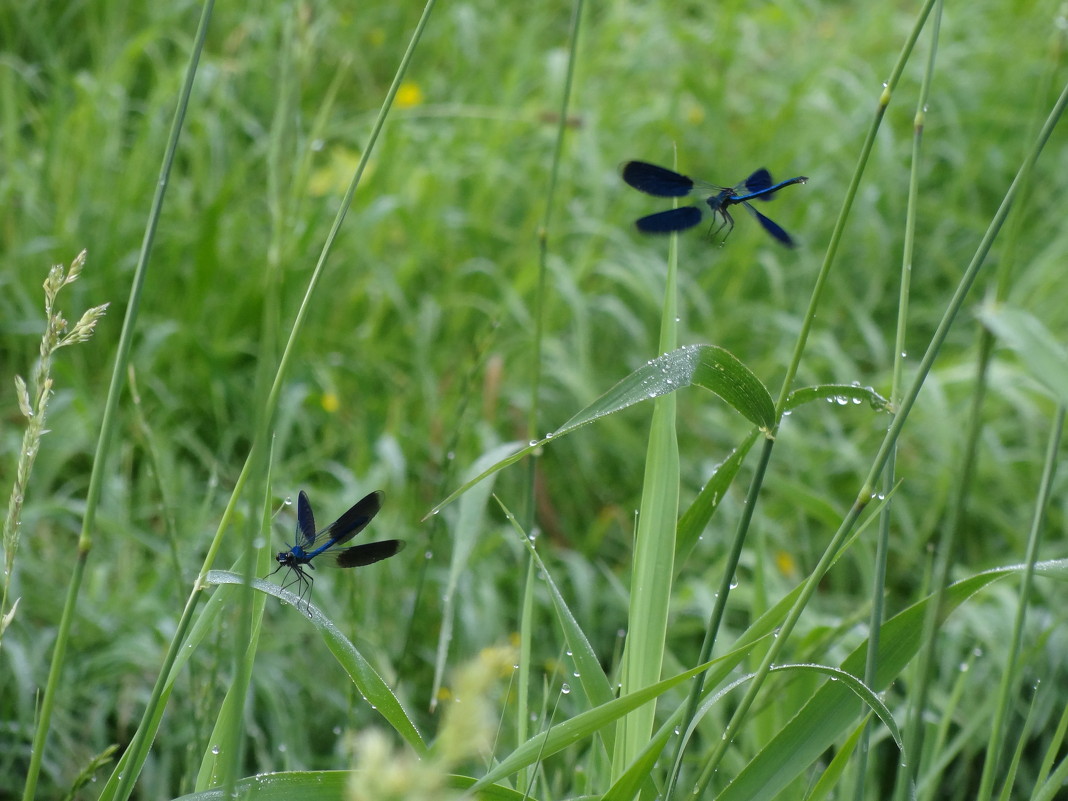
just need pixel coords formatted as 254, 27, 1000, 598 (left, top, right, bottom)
1, 250, 109, 640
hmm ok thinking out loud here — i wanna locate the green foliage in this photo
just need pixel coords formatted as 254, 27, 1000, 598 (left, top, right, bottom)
2, 0, 1067, 798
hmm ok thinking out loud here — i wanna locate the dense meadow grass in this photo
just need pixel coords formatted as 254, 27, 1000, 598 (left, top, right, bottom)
2, 0, 1068, 798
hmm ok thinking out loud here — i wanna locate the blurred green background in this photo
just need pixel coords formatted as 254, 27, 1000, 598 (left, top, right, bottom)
2, 0, 1066, 796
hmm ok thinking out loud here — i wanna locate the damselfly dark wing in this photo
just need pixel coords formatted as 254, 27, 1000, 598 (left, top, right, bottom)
310, 490, 384, 551
333, 539, 406, 568
622, 161, 697, 197
634, 206, 704, 234
296, 490, 317, 547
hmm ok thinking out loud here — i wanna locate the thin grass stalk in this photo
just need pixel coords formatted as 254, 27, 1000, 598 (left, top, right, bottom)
891, 333, 992, 801
101, 2, 442, 796
773, 0, 940, 412
853, 4, 944, 798
972, 31, 1068, 799
19, 2, 217, 797
689, 76, 1068, 800
207, 20, 300, 793
526, 0, 584, 458
664, 3, 940, 796
895, 29, 1064, 801
980, 408, 1065, 799
518, 0, 584, 784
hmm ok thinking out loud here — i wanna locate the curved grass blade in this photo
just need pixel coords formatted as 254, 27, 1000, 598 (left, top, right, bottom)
430, 443, 518, 711
468, 660, 716, 794
425, 344, 774, 518
497, 496, 616, 748
554, 343, 774, 433
675, 429, 760, 564
716, 560, 1068, 801
785, 383, 893, 413
207, 571, 426, 755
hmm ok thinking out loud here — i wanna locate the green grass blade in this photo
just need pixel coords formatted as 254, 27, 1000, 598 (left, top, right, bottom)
805, 715, 869, 801
1033, 753, 1068, 801
1033, 701, 1068, 792
716, 561, 1068, 801
614, 392, 678, 775
194, 484, 274, 790
426, 344, 775, 519
784, 383, 892, 413
556, 344, 775, 433
976, 304, 1068, 403
976, 406, 1064, 800
600, 717, 676, 801
430, 443, 517, 711
499, 496, 616, 739
207, 571, 426, 754
614, 223, 681, 778
472, 660, 714, 794
675, 428, 759, 564
994, 688, 1043, 801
